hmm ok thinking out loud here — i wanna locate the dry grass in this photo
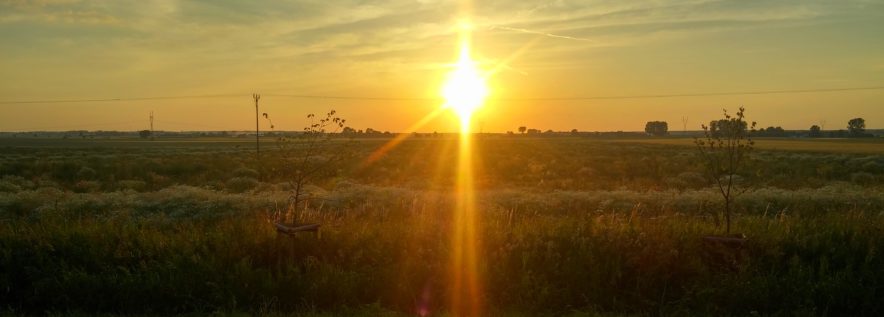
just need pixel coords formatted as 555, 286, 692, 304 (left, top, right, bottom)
612, 137, 884, 154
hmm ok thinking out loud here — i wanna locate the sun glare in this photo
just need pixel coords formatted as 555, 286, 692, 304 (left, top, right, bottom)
442, 44, 488, 130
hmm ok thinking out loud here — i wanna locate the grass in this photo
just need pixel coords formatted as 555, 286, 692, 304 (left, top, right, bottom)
1, 136, 882, 316
614, 136, 884, 154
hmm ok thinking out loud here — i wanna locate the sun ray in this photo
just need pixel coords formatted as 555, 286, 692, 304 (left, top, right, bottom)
484, 35, 544, 78
359, 106, 446, 168
446, 16, 484, 317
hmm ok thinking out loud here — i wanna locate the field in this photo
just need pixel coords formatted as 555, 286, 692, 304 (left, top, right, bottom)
613, 137, 884, 155
1, 136, 883, 316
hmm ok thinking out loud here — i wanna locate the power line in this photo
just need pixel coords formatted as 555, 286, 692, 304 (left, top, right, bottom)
5, 120, 144, 131
264, 94, 433, 101
0, 93, 244, 105
1, 85, 883, 104
492, 85, 884, 101
266, 85, 884, 101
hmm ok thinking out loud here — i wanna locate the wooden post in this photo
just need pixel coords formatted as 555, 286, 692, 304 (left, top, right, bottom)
253, 93, 261, 161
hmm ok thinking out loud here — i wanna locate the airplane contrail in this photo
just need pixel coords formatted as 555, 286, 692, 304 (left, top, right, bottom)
489, 25, 594, 42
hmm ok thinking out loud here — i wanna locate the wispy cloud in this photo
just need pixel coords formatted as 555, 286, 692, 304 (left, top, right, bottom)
0, 0, 881, 97
488, 25, 594, 42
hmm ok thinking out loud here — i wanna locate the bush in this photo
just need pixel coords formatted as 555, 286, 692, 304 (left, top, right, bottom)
666, 172, 707, 190
117, 179, 147, 192
77, 166, 97, 180
226, 177, 258, 193
0, 180, 21, 193
232, 167, 260, 179
850, 172, 875, 185
72, 180, 102, 193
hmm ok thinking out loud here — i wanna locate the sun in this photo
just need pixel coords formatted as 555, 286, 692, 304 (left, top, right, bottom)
441, 45, 488, 128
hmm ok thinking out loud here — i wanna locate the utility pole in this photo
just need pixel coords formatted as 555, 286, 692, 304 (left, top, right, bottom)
253, 93, 261, 160
681, 116, 689, 134
149, 111, 154, 140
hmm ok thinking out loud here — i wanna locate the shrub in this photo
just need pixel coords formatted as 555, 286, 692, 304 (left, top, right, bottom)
77, 166, 97, 180
0, 175, 36, 193
0, 180, 21, 193
850, 172, 875, 185
72, 180, 102, 193
226, 177, 259, 193
232, 167, 260, 179
117, 179, 147, 192
671, 172, 707, 190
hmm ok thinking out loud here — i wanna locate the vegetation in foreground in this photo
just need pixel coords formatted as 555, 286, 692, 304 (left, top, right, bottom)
1, 137, 883, 316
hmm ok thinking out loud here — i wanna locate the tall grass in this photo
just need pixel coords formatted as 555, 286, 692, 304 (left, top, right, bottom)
1, 184, 882, 315
1, 138, 882, 315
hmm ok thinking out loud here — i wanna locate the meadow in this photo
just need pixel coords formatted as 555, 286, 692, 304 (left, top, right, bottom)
1, 136, 883, 316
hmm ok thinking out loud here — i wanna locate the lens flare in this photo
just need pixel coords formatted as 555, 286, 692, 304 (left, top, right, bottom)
441, 30, 488, 131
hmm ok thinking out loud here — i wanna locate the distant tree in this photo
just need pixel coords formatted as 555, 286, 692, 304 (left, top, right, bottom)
518, 126, 527, 134
709, 118, 748, 138
570, 128, 579, 135
848, 118, 865, 137
694, 107, 756, 235
808, 125, 822, 138
644, 121, 668, 136
526, 128, 540, 135
138, 130, 152, 139
341, 126, 357, 134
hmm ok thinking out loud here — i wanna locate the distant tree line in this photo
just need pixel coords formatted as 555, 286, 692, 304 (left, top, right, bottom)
340, 127, 393, 136
805, 117, 871, 138
753, 126, 786, 137
631, 117, 875, 138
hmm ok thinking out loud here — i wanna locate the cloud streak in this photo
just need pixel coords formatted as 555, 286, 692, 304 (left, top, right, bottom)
488, 25, 594, 42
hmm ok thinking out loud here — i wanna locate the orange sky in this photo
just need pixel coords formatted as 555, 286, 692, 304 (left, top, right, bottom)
1, 0, 883, 132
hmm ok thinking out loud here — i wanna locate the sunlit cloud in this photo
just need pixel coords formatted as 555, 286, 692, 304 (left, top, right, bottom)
488, 25, 594, 42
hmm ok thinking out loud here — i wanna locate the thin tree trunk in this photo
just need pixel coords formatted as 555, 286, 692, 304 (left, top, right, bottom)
725, 198, 731, 234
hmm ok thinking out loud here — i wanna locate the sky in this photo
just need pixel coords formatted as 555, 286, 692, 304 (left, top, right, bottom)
1, 0, 883, 132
